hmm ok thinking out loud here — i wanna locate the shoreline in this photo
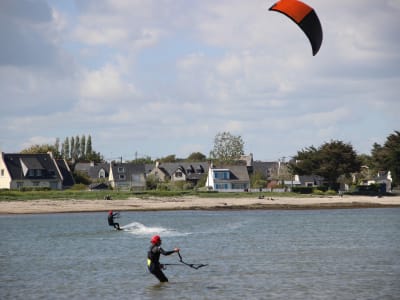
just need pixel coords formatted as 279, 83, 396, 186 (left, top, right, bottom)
1, 195, 400, 214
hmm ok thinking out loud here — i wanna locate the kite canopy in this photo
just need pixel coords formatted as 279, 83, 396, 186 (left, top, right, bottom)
269, 0, 323, 56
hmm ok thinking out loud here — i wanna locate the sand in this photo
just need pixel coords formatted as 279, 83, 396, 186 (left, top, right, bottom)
1, 195, 400, 214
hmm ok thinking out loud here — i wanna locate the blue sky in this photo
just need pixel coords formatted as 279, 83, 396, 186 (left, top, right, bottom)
1, 0, 399, 161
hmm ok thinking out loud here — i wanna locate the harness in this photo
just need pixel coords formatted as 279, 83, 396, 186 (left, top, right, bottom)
147, 245, 160, 268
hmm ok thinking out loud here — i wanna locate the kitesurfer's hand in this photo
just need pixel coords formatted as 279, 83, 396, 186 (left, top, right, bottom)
174, 248, 180, 253
161, 264, 166, 270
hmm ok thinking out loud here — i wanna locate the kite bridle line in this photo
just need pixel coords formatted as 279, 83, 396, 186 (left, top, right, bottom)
177, 252, 208, 270
163, 252, 208, 270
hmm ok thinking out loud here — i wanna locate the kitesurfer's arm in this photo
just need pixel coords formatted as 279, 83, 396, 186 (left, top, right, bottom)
160, 247, 180, 256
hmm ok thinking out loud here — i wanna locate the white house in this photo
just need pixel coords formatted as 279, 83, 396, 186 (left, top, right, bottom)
206, 164, 250, 191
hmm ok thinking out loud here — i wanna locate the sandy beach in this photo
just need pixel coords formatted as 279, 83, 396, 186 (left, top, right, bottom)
1, 195, 400, 214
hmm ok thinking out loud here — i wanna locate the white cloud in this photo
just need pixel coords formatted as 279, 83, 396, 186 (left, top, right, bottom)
0, 0, 398, 160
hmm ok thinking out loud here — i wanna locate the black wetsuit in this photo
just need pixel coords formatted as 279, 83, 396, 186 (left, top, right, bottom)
108, 213, 120, 230
147, 245, 175, 282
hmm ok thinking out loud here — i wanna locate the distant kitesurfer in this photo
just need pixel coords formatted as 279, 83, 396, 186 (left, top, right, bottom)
107, 210, 121, 230
147, 235, 179, 282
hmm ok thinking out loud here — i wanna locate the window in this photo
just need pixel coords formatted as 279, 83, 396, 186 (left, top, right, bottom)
99, 169, 106, 178
216, 183, 229, 189
0, 169, 4, 176
175, 171, 183, 178
119, 174, 126, 180
214, 171, 230, 180
232, 183, 247, 189
118, 167, 125, 173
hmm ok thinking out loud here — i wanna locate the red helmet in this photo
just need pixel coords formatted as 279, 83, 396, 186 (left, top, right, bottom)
151, 235, 161, 244
108, 210, 113, 215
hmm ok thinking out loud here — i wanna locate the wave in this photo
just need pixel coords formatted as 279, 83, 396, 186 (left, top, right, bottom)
120, 221, 189, 237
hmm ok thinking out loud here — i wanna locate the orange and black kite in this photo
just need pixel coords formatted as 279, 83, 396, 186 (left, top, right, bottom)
269, 0, 323, 56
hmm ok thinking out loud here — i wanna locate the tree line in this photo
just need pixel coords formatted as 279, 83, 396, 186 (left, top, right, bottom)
21, 134, 103, 163
288, 131, 400, 189
19, 131, 400, 188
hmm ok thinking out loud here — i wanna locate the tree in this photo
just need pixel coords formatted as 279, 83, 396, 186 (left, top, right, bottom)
20, 144, 59, 156
210, 131, 244, 163
54, 138, 61, 158
371, 131, 400, 186
160, 154, 178, 163
70, 137, 75, 160
186, 152, 207, 162
75, 135, 80, 160
250, 171, 267, 189
63, 137, 70, 159
86, 135, 93, 157
290, 140, 361, 190
81, 135, 86, 160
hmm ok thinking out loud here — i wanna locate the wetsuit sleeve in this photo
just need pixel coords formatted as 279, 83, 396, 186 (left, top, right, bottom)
159, 247, 175, 256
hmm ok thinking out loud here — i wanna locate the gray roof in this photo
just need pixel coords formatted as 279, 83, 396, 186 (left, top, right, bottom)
110, 162, 146, 182
20, 157, 45, 169
3, 153, 61, 181
75, 162, 110, 179
298, 175, 324, 184
151, 162, 209, 177
56, 159, 75, 187
252, 161, 279, 177
213, 165, 250, 183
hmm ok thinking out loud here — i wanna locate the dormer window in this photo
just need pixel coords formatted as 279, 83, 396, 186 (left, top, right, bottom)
27, 169, 44, 177
118, 167, 125, 173
214, 171, 230, 180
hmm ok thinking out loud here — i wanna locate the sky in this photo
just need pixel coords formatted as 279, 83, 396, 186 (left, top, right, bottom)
1, 0, 399, 162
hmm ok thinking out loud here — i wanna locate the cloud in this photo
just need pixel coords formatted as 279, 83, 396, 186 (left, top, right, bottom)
0, 0, 399, 160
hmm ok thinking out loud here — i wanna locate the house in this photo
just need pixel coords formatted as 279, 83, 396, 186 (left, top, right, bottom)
109, 162, 146, 190
147, 161, 209, 186
74, 162, 110, 181
252, 161, 279, 179
205, 164, 250, 191
358, 171, 392, 193
374, 171, 392, 192
0, 152, 74, 190
291, 174, 324, 187
55, 159, 75, 188
239, 153, 254, 173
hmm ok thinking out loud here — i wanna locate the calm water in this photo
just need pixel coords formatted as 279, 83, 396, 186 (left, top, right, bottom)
1, 208, 399, 300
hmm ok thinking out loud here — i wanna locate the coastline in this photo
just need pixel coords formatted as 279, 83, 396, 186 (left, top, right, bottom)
1, 195, 400, 214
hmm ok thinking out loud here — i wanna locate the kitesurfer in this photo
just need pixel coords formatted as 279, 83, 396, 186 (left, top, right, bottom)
147, 235, 180, 282
107, 210, 121, 230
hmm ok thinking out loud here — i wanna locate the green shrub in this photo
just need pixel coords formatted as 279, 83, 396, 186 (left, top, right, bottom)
313, 189, 324, 195
70, 184, 87, 190
325, 189, 337, 196
292, 186, 313, 194
19, 187, 51, 192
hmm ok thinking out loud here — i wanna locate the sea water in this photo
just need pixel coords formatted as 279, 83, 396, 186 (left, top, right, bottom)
1, 208, 399, 299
